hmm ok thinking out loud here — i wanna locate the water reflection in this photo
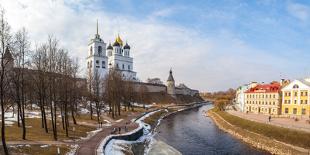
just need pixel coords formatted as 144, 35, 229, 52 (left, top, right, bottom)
155, 104, 270, 155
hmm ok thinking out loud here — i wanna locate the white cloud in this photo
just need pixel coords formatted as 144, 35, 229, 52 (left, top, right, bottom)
0, 0, 299, 92
287, 2, 310, 21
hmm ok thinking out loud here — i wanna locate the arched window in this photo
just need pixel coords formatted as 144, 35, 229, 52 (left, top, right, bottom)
128, 65, 130, 70
116, 63, 119, 69
122, 64, 124, 69
98, 46, 102, 56
293, 84, 299, 89
90, 46, 93, 55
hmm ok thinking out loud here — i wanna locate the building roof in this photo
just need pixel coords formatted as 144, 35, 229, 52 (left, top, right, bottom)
4, 47, 13, 60
116, 34, 123, 46
107, 43, 113, 50
299, 78, 310, 87
167, 69, 174, 81
245, 82, 281, 93
124, 42, 130, 49
113, 40, 120, 47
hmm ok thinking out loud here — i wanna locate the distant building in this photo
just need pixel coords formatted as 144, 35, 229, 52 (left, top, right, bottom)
281, 79, 310, 116
245, 82, 281, 115
166, 69, 176, 96
235, 82, 258, 112
166, 69, 199, 97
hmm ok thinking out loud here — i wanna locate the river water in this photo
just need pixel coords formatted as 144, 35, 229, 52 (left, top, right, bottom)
154, 104, 270, 155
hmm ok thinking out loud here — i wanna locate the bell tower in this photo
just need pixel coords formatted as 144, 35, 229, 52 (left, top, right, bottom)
86, 20, 108, 82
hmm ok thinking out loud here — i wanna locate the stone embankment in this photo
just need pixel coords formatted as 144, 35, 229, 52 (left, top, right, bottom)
207, 110, 310, 155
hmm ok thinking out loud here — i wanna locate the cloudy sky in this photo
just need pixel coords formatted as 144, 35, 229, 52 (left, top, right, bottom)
1, 0, 310, 92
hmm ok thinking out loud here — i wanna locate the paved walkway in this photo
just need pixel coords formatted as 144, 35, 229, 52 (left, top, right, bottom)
75, 113, 141, 155
227, 110, 310, 133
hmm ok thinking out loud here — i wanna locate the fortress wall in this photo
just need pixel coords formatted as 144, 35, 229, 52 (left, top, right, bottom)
133, 82, 167, 93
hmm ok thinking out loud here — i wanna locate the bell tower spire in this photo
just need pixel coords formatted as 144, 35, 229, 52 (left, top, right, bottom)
96, 19, 99, 35
95, 19, 100, 39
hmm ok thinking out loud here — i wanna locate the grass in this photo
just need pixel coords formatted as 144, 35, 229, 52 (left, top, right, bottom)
1, 118, 96, 141
213, 109, 310, 149
143, 110, 168, 130
1, 144, 70, 155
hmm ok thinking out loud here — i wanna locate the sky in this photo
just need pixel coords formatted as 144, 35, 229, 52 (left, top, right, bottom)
1, 0, 310, 92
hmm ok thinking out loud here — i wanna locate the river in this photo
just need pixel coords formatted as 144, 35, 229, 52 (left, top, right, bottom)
153, 104, 270, 155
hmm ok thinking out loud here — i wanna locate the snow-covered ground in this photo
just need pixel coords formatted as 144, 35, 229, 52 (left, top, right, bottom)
132, 102, 156, 108
102, 110, 160, 155
0, 110, 43, 126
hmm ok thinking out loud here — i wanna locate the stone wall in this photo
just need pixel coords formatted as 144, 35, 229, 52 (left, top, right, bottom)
132, 82, 199, 96
133, 82, 167, 93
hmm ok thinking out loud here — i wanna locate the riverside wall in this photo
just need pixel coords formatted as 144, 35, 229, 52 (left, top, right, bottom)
207, 110, 310, 155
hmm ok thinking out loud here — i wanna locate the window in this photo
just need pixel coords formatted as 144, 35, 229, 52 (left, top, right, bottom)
116, 63, 119, 69
302, 109, 306, 115
293, 108, 297, 114
98, 46, 102, 56
96, 60, 99, 64
90, 46, 93, 55
294, 92, 297, 97
305, 100, 308, 104
301, 92, 304, 96
273, 94, 276, 98
301, 100, 303, 104
285, 108, 288, 114
122, 64, 124, 69
306, 92, 308, 96
102, 61, 105, 68
294, 100, 297, 104
293, 84, 299, 89
128, 65, 130, 70
90, 60, 92, 68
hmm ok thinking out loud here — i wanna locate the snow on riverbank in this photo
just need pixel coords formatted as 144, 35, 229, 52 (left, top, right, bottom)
102, 110, 160, 155
147, 139, 181, 155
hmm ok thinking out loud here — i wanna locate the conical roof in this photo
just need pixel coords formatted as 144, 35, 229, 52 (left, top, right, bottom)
3, 47, 13, 60
167, 69, 174, 81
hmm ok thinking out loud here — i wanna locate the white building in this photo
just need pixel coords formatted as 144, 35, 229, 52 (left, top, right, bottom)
86, 22, 137, 84
235, 82, 257, 112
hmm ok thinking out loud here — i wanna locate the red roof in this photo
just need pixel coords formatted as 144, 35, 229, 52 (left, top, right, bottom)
245, 82, 281, 93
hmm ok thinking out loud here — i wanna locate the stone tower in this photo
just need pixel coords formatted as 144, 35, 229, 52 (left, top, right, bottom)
167, 69, 176, 96
3, 46, 14, 70
86, 20, 108, 80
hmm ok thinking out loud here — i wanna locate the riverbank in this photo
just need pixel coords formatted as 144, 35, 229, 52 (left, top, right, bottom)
207, 108, 310, 155
101, 101, 207, 155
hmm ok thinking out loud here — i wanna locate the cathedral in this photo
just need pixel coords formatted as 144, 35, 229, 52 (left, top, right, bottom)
86, 22, 137, 81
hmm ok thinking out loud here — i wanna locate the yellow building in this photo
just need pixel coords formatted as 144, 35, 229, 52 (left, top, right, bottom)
281, 79, 310, 117
245, 82, 281, 115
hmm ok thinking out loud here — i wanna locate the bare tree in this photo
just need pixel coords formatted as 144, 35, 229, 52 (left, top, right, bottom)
103, 69, 124, 118
12, 27, 30, 140
138, 85, 148, 109
0, 8, 12, 155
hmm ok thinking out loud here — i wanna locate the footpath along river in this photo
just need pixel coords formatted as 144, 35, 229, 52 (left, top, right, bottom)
153, 104, 270, 155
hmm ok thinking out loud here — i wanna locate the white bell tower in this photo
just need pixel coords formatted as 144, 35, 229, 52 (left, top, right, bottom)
86, 20, 108, 81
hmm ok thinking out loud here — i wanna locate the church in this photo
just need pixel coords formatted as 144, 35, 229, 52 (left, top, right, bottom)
86, 22, 137, 81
